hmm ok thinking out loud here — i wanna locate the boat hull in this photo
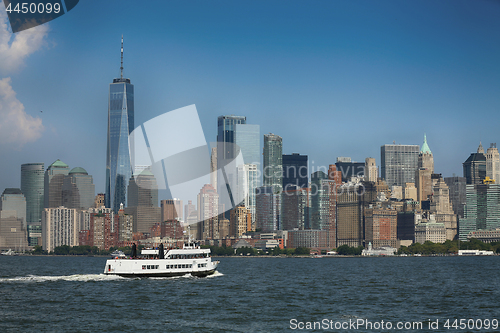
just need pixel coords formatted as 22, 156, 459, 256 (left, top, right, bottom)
104, 258, 219, 278
106, 268, 217, 278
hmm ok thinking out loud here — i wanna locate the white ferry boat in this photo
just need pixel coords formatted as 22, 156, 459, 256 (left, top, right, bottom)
104, 243, 219, 278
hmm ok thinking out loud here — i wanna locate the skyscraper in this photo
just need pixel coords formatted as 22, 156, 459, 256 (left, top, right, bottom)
381, 144, 419, 187
235, 123, 260, 165
364, 157, 378, 182
197, 184, 219, 240
42, 206, 78, 252
444, 176, 466, 218
463, 142, 487, 185
216, 115, 247, 212
335, 157, 365, 183
460, 183, 500, 240
486, 143, 500, 184
310, 171, 329, 230
263, 133, 283, 193
238, 163, 258, 230
0, 188, 26, 230
125, 170, 160, 234
44, 159, 69, 208
21, 163, 44, 225
418, 134, 434, 173
62, 167, 95, 210
255, 186, 280, 232
106, 36, 134, 212
283, 153, 308, 190
217, 115, 246, 166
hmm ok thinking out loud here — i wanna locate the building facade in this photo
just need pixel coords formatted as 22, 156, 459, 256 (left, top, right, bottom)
42, 207, 79, 253
460, 183, 500, 240
255, 186, 280, 232
62, 167, 95, 210
0, 188, 27, 230
381, 144, 419, 187
263, 133, 283, 193
282, 153, 308, 190
486, 143, 500, 184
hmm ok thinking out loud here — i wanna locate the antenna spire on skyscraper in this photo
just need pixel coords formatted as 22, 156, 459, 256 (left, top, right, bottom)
120, 35, 124, 79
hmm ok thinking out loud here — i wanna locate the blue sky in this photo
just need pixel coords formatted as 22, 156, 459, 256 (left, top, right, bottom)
0, 0, 499, 195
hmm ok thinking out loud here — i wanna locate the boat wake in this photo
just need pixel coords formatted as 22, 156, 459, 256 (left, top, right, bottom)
0, 271, 224, 283
0, 274, 126, 283
206, 270, 224, 278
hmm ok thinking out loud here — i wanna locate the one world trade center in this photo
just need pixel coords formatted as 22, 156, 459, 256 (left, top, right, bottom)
106, 36, 134, 212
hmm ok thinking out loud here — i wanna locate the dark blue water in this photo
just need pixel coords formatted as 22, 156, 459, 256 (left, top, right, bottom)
0, 256, 498, 332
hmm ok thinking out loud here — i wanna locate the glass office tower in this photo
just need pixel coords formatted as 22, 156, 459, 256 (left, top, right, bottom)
235, 123, 260, 165
21, 163, 44, 225
381, 144, 419, 187
217, 115, 247, 165
106, 38, 134, 212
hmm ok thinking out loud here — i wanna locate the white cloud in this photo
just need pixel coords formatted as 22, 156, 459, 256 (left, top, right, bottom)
0, 77, 44, 147
0, 9, 49, 74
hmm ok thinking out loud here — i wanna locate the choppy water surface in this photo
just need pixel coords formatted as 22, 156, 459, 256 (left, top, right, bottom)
0, 255, 498, 332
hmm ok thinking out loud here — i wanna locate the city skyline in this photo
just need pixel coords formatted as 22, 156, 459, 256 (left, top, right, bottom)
0, 1, 499, 194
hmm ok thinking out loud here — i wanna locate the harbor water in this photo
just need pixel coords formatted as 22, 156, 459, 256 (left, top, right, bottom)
0, 255, 498, 332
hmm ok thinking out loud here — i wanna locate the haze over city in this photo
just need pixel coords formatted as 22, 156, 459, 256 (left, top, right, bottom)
0, 0, 499, 193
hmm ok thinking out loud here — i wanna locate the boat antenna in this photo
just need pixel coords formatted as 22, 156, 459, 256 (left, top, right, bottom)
120, 35, 124, 79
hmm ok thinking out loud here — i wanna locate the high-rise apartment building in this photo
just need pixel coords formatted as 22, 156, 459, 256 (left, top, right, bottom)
42, 206, 79, 253
106, 36, 134, 213
210, 147, 217, 190
238, 163, 258, 230
21, 163, 44, 225
283, 153, 308, 190
197, 184, 219, 240
486, 143, 500, 184
62, 167, 95, 210
381, 144, 419, 187
44, 159, 69, 208
255, 186, 280, 232
327, 165, 342, 248
463, 143, 486, 185
230, 206, 251, 237
263, 133, 283, 193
